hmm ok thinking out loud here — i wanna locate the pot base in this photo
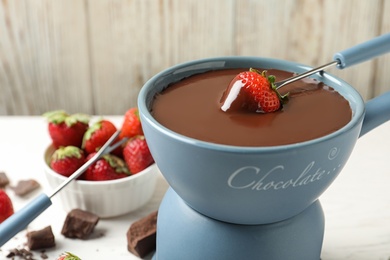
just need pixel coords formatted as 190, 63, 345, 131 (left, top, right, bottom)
154, 188, 325, 260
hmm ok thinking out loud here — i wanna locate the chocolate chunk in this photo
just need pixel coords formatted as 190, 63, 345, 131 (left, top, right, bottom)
11, 179, 40, 196
26, 226, 55, 250
127, 211, 157, 258
0, 171, 10, 188
61, 209, 99, 239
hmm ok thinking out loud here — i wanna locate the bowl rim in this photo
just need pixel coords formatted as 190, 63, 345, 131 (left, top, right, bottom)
44, 144, 157, 186
138, 56, 365, 153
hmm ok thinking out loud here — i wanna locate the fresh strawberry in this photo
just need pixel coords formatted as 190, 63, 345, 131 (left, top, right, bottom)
50, 146, 86, 177
221, 68, 288, 113
82, 119, 117, 154
44, 110, 90, 148
56, 252, 81, 260
0, 189, 14, 223
84, 153, 130, 181
123, 135, 154, 174
119, 107, 143, 139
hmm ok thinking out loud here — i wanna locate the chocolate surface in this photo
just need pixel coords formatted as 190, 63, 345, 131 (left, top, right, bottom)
152, 69, 352, 146
61, 209, 99, 239
127, 211, 157, 258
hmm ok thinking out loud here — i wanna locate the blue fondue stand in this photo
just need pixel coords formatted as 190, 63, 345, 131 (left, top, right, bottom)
153, 188, 324, 260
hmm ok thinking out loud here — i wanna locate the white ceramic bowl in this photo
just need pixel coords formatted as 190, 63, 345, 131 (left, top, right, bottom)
44, 145, 158, 218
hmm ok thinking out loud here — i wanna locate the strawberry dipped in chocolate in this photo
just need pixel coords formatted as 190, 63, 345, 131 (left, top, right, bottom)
220, 68, 288, 113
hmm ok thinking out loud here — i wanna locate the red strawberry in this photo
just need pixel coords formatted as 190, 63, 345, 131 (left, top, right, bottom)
123, 135, 154, 174
119, 107, 143, 139
82, 119, 117, 154
0, 189, 14, 223
44, 110, 90, 148
50, 146, 86, 177
84, 153, 130, 181
220, 68, 288, 113
56, 252, 81, 260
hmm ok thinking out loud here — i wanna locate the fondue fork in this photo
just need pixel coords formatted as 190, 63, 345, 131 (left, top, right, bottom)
275, 33, 390, 89
0, 130, 128, 247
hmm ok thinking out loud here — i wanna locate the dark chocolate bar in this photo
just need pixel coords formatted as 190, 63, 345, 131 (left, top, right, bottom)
127, 211, 157, 258
61, 209, 99, 239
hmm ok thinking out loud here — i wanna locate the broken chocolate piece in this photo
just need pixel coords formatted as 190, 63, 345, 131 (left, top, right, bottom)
26, 226, 55, 250
0, 171, 10, 188
127, 211, 157, 258
11, 179, 40, 196
61, 209, 99, 239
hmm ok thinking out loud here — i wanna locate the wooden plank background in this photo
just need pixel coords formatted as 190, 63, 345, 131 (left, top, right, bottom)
0, 0, 389, 115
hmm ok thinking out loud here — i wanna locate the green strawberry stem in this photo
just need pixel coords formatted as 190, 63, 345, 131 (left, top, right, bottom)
103, 154, 131, 175
52, 146, 84, 160
43, 110, 90, 126
267, 74, 289, 104
82, 118, 104, 148
60, 252, 81, 260
250, 68, 289, 104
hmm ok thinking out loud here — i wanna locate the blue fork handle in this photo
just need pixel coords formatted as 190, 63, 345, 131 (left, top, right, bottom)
0, 194, 52, 247
333, 33, 390, 69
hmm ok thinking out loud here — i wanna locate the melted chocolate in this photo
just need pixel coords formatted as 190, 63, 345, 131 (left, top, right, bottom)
152, 69, 352, 146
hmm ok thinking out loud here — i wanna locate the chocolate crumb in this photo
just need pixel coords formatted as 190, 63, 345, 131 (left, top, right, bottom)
11, 179, 40, 196
0, 171, 10, 188
6, 248, 34, 259
26, 226, 55, 250
61, 209, 99, 239
40, 250, 48, 259
127, 211, 157, 258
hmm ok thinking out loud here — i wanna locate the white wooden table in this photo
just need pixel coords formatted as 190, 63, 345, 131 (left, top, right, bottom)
0, 116, 389, 259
